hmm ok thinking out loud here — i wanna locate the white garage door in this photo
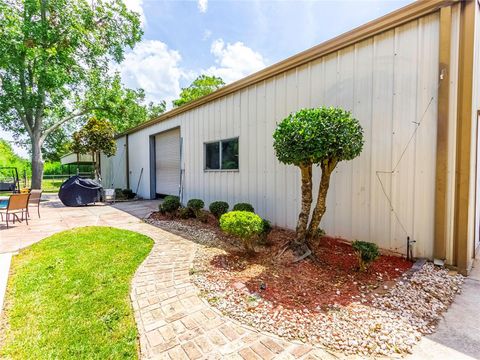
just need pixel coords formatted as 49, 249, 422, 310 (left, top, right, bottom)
155, 128, 180, 196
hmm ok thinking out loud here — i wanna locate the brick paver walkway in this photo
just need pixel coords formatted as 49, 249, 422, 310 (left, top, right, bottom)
0, 197, 335, 359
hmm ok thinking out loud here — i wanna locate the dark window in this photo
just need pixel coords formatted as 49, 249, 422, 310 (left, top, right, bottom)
205, 142, 220, 170
204, 138, 239, 170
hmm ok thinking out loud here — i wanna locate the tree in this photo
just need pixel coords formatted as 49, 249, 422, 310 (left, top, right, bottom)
70, 117, 116, 179
0, 0, 143, 189
172, 75, 225, 107
273, 107, 364, 256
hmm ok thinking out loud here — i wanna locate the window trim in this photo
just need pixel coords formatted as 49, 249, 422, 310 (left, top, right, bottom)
204, 137, 239, 172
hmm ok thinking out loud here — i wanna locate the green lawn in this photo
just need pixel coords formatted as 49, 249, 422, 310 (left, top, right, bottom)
0, 227, 153, 359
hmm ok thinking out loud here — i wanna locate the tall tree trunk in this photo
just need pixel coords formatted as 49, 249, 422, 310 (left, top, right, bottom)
294, 164, 313, 246
30, 135, 44, 189
306, 160, 337, 243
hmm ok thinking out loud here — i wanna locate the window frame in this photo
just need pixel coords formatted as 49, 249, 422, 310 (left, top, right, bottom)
204, 137, 239, 172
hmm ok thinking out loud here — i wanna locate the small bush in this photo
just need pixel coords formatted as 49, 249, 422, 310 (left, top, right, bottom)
187, 199, 205, 211
160, 195, 180, 214
187, 198, 205, 219
209, 201, 229, 219
352, 240, 380, 272
178, 207, 194, 219
122, 189, 135, 199
220, 211, 263, 252
258, 218, 272, 245
233, 202, 255, 213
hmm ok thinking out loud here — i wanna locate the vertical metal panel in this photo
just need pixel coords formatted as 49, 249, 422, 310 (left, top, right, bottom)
391, 21, 419, 253
103, 14, 440, 257
352, 39, 374, 242
413, 14, 439, 259
100, 135, 127, 189
370, 30, 395, 251
445, 3, 461, 264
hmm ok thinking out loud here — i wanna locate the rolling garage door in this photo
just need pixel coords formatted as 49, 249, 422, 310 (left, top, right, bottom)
155, 128, 180, 196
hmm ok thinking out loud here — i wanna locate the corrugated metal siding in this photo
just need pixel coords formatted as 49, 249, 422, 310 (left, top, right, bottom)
100, 135, 127, 189
155, 128, 181, 196
109, 13, 440, 258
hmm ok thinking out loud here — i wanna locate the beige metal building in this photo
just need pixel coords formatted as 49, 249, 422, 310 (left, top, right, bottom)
101, 0, 480, 274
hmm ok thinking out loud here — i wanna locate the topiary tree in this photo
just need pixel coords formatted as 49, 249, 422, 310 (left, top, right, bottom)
220, 211, 263, 253
273, 107, 364, 252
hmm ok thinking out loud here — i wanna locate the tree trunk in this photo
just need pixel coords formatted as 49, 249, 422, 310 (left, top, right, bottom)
306, 160, 337, 243
30, 135, 44, 189
294, 164, 313, 246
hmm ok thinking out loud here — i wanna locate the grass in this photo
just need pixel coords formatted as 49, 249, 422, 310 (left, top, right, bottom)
0, 226, 154, 359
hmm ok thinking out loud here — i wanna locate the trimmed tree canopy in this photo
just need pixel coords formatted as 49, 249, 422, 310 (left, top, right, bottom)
273, 107, 364, 252
273, 107, 364, 167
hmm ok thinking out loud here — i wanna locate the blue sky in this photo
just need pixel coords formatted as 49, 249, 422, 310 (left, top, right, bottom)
5, 0, 414, 157
120, 0, 413, 106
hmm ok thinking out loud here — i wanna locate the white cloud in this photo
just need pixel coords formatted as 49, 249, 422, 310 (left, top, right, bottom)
119, 40, 187, 106
117, 39, 266, 108
198, 0, 208, 13
202, 29, 212, 41
205, 39, 266, 84
123, 0, 146, 27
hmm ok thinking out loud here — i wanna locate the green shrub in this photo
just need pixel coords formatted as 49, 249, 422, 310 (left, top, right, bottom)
187, 199, 204, 211
258, 218, 272, 245
352, 240, 380, 272
187, 198, 204, 218
220, 211, 263, 252
178, 207, 194, 219
233, 202, 255, 213
160, 196, 180, 214
122, 189, 135, 199
209, 201, 229, 219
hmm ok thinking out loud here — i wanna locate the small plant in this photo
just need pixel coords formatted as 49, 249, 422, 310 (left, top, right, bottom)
187, 198, 205, 218
209, 201, 229, 219
178, 207, 194, 219
258, 218, 272, 245
352, 240, 380, 272
233, 202, 255, 213
160, 195, 180, 214
122, 189, 135, 199
220, 211, 263, 253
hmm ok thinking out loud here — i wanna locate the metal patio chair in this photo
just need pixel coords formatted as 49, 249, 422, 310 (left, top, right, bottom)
28, 189, 43, 218
0, 193, 31, 228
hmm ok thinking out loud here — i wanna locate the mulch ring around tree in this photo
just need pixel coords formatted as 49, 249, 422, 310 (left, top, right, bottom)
146, 212, 464, 357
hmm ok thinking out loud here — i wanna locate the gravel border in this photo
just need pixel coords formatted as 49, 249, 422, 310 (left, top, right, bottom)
146, 218, 464, 357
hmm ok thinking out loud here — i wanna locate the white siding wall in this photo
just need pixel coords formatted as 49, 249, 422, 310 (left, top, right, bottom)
112, 13, 440, 258
100, 135, 127, 189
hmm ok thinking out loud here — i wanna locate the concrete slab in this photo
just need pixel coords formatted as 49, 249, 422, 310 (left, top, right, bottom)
407, 258, 480, 360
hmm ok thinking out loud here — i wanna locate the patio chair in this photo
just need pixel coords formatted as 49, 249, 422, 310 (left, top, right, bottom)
0, 193, 31, 228
28, 189, 43, 218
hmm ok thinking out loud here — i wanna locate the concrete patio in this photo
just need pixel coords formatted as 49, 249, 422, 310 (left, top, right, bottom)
1, 195, 479, 359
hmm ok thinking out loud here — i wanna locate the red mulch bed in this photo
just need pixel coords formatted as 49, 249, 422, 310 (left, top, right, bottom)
149, 211, 413, 312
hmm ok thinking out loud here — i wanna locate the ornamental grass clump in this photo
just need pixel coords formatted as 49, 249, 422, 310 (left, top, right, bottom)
209, 201, 229, 219
220, 211, 263, 253
352, 240, 380, 272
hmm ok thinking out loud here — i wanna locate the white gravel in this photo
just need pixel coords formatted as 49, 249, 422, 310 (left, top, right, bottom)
147, 218, 464, 357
